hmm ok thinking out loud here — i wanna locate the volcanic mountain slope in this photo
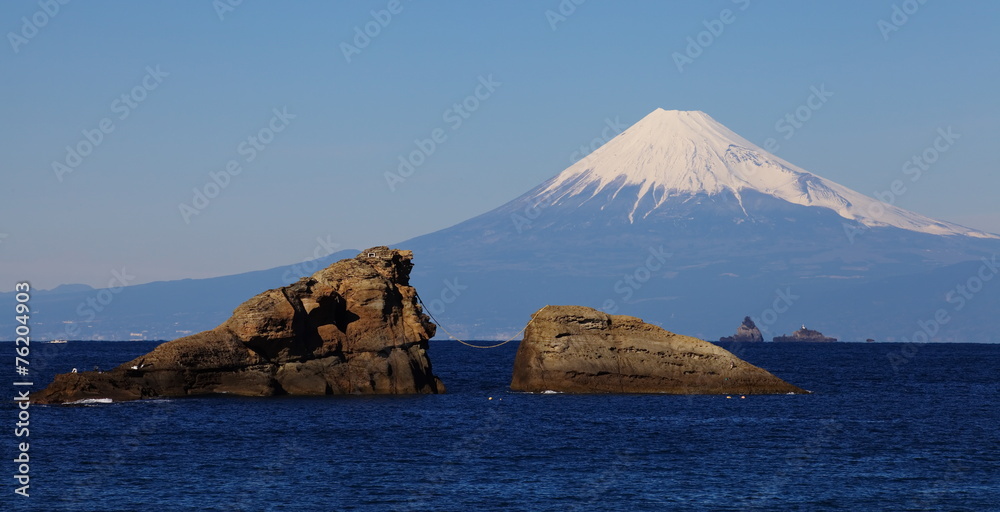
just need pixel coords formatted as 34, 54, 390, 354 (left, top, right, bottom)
9, 110, 997, 343
401, 109, 1000, 342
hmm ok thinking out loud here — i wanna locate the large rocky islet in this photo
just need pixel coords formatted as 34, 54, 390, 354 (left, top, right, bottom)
35, 247, 443, 404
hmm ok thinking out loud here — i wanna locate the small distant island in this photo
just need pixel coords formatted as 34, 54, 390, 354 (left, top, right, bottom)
719, 316, 764, 342
773, 325, 837, 343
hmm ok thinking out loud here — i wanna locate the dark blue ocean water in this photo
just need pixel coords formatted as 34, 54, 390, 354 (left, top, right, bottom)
2, 341, 999, 511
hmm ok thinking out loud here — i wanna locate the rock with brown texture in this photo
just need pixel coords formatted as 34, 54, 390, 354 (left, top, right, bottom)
35, 247, 444, 404
510, 305, 807, 394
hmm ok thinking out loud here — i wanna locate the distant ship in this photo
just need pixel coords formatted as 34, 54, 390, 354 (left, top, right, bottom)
773, 325, 837, 343
48, 339, 68, 344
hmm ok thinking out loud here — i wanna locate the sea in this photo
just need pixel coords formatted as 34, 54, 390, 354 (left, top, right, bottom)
2, 340, 999, 511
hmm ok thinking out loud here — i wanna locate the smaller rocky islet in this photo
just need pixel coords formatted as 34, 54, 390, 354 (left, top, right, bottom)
720, 316, 764, 342
511, 305, 806, 394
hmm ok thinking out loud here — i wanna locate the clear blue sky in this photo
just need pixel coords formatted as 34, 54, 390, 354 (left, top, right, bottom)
2, 1, 998, 291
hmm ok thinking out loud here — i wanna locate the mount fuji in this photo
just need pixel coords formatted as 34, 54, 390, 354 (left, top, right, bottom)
400, 109, 1000, 342
9, 109, 999, 343
532, 109, 991, 237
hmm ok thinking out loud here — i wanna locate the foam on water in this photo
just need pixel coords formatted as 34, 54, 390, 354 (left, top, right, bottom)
66, 398, 113, 405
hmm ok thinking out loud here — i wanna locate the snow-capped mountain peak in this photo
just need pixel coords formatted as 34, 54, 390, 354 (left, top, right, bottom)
535, 108, 996, 238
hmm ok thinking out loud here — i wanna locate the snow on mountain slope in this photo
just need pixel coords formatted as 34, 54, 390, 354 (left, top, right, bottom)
535, 108, 997, 238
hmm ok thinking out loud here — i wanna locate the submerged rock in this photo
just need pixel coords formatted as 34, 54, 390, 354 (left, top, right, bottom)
510, 305, 806, 394
773, 325, 837, 342
35, 247, 444, 404
719, 316, 764, 342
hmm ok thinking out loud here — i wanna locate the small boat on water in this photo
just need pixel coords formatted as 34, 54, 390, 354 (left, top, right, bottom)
49, 339, 68, 344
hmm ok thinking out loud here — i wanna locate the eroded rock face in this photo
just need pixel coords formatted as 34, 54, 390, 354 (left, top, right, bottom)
720, 316, 764, 342
510, 305, 806, 394
35, 247, 444, 404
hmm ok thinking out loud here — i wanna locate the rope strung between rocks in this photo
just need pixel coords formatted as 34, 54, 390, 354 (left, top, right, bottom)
415, 293, 543, 349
